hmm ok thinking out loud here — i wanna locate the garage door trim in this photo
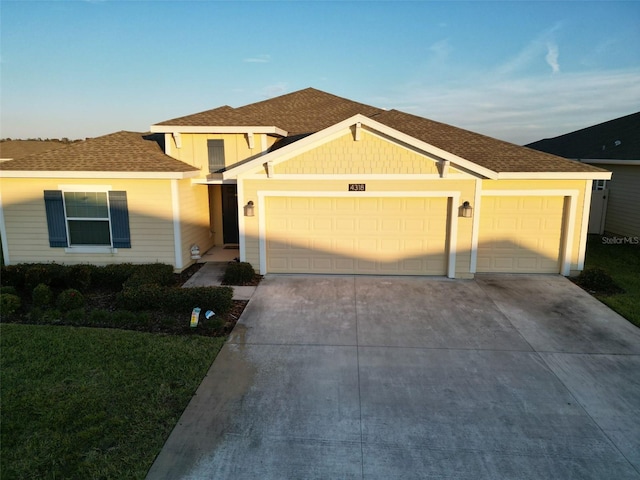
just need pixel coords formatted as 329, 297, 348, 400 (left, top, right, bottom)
476, 189, 579, 275
257, 190, 460, 277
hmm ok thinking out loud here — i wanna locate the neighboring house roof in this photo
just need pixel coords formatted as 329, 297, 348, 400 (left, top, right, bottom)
0, 131, 199, 173
0, 140, 68, 160
155, 87, 605, 175
526, 112, 640, 160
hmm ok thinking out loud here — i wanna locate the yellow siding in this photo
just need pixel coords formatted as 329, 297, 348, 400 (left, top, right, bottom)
167, 133, 266, 175
0, 178, 176, 266
276, 131, 453, 175
178, 180, 215, 269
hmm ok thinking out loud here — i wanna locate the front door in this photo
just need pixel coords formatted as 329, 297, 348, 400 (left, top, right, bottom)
221, 185, 239, 244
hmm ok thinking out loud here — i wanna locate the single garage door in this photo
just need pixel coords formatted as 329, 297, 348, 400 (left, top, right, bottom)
477, 196, 564, 273
265, 196, 449, 275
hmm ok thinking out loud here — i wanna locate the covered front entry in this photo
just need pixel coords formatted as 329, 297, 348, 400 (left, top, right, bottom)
476, 196, 565, 273
221, 184, 239, 244
264, 196, 449, 275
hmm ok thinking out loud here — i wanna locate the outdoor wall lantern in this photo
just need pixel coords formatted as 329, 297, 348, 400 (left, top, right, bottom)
190, 244, 201, 260
461, 201, 473, 218
244, 201, 255, 217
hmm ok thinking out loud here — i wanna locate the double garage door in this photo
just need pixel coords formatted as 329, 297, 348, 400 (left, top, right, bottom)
263, 194, 566, 276
265, 196, 449, 275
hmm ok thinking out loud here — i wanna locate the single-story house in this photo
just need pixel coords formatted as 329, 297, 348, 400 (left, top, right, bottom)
527, 112, 640, 238
0, 88, 611, 277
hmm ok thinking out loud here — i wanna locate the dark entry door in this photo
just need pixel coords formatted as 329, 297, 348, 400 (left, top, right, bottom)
221, 185, 239, 244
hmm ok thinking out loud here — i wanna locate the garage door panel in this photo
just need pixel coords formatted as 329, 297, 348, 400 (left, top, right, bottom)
265, 196, 448, 275
477, 196, 564, 274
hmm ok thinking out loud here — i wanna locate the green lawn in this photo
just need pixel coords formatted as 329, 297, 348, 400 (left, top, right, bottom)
0, 324, 225, 480
582, 234, 640, 327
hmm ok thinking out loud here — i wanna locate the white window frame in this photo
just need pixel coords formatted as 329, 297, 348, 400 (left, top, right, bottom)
58, 185, 117, 253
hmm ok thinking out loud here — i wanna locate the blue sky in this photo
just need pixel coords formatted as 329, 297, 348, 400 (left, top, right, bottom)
1, 1, 639, 145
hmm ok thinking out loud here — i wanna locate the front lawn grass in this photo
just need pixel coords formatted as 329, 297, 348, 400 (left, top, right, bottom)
582, 234, 640, 327
0, 323, 225, 479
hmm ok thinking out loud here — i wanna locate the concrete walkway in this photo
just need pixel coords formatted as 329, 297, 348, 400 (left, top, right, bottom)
182, 262, 256, 301
147, 274, 640, 480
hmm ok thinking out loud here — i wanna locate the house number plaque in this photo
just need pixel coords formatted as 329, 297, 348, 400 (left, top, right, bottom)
348, 184, 366, 191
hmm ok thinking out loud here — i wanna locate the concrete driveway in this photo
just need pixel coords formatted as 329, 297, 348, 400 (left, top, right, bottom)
147, 274, 640, 479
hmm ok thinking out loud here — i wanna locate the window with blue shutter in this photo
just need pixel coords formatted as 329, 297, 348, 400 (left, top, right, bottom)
44, 190, 68, 247
207, 139, 225, 173
108, 191, 131, 248
43, 190, 131, 249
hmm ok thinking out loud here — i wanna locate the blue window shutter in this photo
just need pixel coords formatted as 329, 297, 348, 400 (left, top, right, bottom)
44, 190, 68, 247
108, 191, 131, 248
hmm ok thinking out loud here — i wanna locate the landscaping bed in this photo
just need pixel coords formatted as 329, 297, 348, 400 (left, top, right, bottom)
1, 262, 250, 336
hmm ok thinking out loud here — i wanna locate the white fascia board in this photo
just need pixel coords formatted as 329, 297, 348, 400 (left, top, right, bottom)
150, 125, 288, 136
579, 159, 640, 166
0, 170, 201, 180
191, 178, 237, 185
224, 114, 498, 180
496, 171, 613, 180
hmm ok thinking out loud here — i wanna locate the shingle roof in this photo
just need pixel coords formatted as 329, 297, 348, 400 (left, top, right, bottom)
373, 109, 604, 173
0, 131, 198, 173
155, 87, 605, 173
0, 140, 68, 160
526, 112, 640, 160
155, 88, 383, 135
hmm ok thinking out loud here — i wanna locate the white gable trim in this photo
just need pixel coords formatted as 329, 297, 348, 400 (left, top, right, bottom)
223, 114, 499, 180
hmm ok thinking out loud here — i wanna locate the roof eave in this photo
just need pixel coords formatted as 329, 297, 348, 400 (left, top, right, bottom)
0, 170, 201, 180
578, 159, 640, 166
496, 171, 613, 180
149, 125, 288, 136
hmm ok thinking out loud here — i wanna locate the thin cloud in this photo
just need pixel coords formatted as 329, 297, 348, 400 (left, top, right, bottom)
261, 82, 287, 98
379, 68, 640, 144
244, 54, 271, 63
546, 42, 560, 74
429, 39, 452, 63
496, 23, 562, 76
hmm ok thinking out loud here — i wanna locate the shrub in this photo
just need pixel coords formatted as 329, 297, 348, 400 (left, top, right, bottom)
1, 293, 21, 315
118, 285, 233, 314
117, 284, 164, 311
0, 286, 18, 296
88, 309, 112, 326
1, 265, 27, 289
56, 289, 85, 312
123, 263, 174, 289
575, 267, 624, 294
32, 283, 54, 307
64, 264, 93, 292
92, 264, 137, 291
223, 262, 255, 285
64, 308, 86, 324
30, 308, 63, 324
24, 263, 66, 289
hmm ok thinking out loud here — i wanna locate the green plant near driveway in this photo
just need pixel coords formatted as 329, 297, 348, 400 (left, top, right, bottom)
581, 235, 640, 327
0, 324, 225, 480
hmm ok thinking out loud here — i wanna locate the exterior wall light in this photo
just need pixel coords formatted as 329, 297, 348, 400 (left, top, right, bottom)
461, 201, 473, 218
244, 201, 255, 217
190, 244, 201, 260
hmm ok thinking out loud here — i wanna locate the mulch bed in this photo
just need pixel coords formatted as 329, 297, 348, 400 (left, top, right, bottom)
2, 264, 253, 337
